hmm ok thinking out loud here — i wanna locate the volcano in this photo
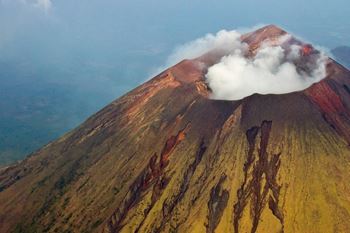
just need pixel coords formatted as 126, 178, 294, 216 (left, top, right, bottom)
1, 25, 350, 233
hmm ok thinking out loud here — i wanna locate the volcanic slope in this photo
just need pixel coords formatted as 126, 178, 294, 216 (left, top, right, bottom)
1, 25, 350, 233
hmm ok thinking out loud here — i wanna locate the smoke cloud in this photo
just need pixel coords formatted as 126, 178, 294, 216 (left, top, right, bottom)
164, 28, 328, 101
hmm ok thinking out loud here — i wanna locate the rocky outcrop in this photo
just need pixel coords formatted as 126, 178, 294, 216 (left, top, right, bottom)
207, 174, 229, 233
234, 121, 284, 233
106, 125, 190, 233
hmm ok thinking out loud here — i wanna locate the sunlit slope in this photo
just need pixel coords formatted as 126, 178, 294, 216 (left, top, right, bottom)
1, 25, 350, 233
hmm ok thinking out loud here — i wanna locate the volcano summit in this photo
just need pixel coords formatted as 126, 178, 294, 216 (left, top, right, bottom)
1, 25, 350, 233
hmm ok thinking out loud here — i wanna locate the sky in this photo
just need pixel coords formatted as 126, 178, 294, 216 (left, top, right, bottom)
1, 0, 349, 91
0, 0, 349, 163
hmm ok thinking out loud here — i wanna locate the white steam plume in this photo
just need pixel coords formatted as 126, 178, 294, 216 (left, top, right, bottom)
166, 30, 243, 65
162, 27, 328, 101
206, 39, 327, 100
149, 30, 244, 78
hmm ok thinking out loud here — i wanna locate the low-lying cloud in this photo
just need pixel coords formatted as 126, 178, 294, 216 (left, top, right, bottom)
164, 27, 328, 101
1, 0, 53, 13
34, 0, 52, 13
